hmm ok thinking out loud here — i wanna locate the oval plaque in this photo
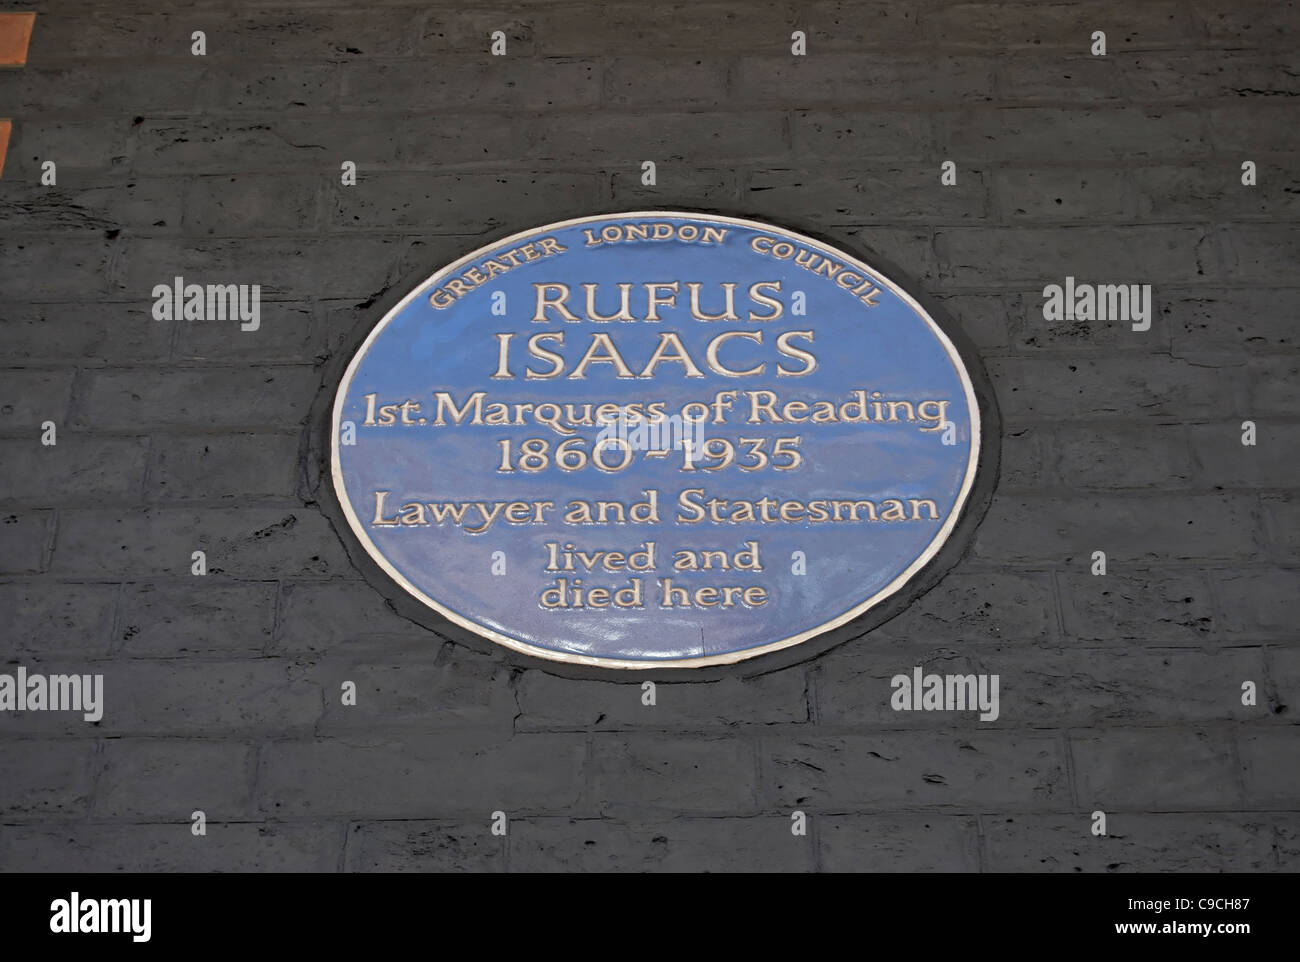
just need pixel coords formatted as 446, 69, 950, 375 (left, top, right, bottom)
332, 213, 981, 668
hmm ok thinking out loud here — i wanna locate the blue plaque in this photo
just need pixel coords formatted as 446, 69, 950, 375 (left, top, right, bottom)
332, 213, 981, 668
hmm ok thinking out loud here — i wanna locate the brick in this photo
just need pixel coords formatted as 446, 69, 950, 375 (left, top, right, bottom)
534, 2, 796, 56
313, 301, 380, 364
346, 820, 503, 871
935, 226, 1215, 287
211, 10, 423, 59
747, 166, 987, 224
509, 816, 815, 872
818, 570, 1058, 654
0, 740, 96, 817
1120, 50, 1300, 101
839, 226, 936, 285
1, 655, 313, 737
96, 739, 256, 818
131, 118, 329, 174
0, 303, 174, 366
1239, 730, 1300, 805
997, 55, 1129, 103
93, 658, 322, 735
276, 580, 424, 652
119, 581, 276, 655
173, 303, 317, 363
24, 13, 166, 58
1189, 423, 1300, 489
986, 357, 1245, 422
0, 177, 190, 233
733, 54, 996, 104
605, 57, 726, 107
818, 647, 1261, 729
1273, 814, 1300, 869
1164, 289, 1300, 355
1058, 569, 1215, 645
0, 582, 118, 656
0, 703, 95, 749
764, 732, 1068, 808
50, 508, 351, 578
0, 511, 51, 574
0, 821, 341, 872
794, 110, 932, 160
1071, 730, 1241, 808
418, 9, 535, 57
311, 658, 516, 732
1220, 225, 1300, 283
801, 1, 921, 47
993, 425, 1046, 489
972, 494, 1261, 564
257, 734, 585, 817
1192, 0, 1300, 47
0, 437, 147, 504
516, 670, 809, 731
400, 237, 481, 285
210, 64, 337, 113
136, 113, 551, 173
0, 64, 206, 114
1267, 647, 1300, 716
818, 646, 1006, 729
73, 367, 318, 431
149, 434, 300, 501
4, 119, 133, 172
331, 171, 599, 233
1207, 103, 1300, 152
342, 59, 599, 110
609, 166, 735, 206
1049, 425, 1194, 489
1213, 568, 1300, 637
931, 293, 1012, 350
117, 236, 417, 300
1010, 291, 1172, 352
925, 2, 1194, 49
995, 167, 1136, 222
590, 735, 758, 814
531, 110, 790, 164
937, 107, 1208, 163
0, 239, 109, 299
1244, 358, 1300, 417
182, 173, 321, 233
0, 371, 74, 433
1005, 647, 1268, 726
984, 813, 1277, 871
818, 815, 980, 871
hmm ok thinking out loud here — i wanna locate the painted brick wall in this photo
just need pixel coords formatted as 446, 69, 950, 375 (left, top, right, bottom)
0, 0, 1296, 871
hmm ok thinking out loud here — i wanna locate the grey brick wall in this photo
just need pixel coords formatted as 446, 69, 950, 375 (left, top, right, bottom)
0, 0, 1296, 872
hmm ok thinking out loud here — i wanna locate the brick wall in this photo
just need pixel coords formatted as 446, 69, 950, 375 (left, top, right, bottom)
0, 0, 1296, 871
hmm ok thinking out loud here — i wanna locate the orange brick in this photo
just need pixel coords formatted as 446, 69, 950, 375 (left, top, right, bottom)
0, 12, 35, 66
0, 120, 10, 178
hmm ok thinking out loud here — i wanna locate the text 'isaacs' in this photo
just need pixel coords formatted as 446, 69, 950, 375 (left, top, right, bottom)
492, 280, 816, 381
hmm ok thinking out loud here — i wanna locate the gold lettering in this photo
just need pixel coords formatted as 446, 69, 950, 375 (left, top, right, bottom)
686, 282, 739, 321
532, 283, 579, 322
582, 282, 635, 322
775, 330, 817, 376
644, 282, 679, 321
569, 332, 636, 379
705, 331, 764, 377
639, 332, 704, 378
